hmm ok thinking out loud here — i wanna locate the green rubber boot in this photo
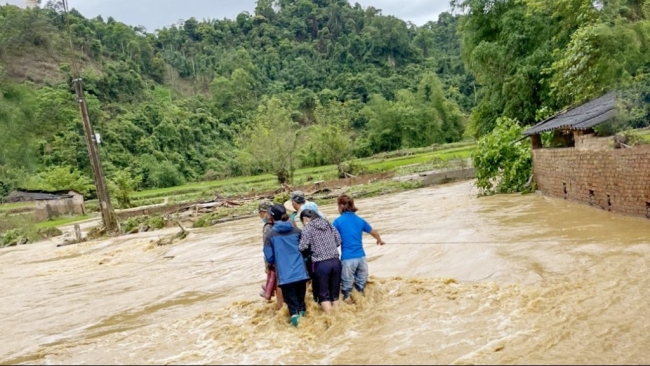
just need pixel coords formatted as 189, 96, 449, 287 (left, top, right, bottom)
291, 314, 300, 327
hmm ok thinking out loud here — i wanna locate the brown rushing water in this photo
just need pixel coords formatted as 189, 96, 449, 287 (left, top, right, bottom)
1, 180, 649, 365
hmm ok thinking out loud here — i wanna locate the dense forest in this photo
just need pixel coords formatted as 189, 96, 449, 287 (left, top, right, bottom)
0, 0, 649, 200
454, 0, 650, 137
0, 0, 473, 198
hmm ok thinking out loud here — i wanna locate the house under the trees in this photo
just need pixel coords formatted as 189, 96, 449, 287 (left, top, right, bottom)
523, 91, 618, 150
7, 189, 86, 222
521, 91, 650, 219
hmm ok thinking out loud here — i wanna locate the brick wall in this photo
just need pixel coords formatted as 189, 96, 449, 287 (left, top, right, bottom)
34, 198, 84, 222
533, 144, 650, 218
575, 134, 612, 151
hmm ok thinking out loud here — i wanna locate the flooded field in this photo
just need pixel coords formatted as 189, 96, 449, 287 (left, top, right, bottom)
1, 180, 649, 365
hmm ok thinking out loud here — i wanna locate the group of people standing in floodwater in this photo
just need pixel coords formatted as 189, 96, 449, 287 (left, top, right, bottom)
257, 191, 385, 327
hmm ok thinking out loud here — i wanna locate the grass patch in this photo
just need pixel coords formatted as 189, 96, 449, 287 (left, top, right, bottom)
129, 143, 476, 201
130, 197, 167, 206
347, 179, 425, 199
639, 129, 650, 143
364, 148, 474, 173
120, 214, 168, 234
131, 174, 276, 199
35, 215, 91, 229
0, 202, 34, 212
1, 213, 40, 247
394, 156, 471, 176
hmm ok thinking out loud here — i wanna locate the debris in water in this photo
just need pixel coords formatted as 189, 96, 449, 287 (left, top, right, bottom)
57, 226, 87, 247
86, 226, 106, 240
153, 221, 189, 247
38, 227, 63, 239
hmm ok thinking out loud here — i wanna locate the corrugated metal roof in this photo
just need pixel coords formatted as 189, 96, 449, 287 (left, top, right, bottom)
523, 92, 617, 136
11, 190, 73, 201
30, 193, 73, 201
15, 188, 81, 195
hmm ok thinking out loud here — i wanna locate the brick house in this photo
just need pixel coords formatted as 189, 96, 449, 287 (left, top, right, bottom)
522, 92, 650, 219
8, 189, 86, 222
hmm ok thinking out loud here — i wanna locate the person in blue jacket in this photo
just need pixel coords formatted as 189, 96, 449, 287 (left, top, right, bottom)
332, 194, 385, 302
264, 204, 310, 327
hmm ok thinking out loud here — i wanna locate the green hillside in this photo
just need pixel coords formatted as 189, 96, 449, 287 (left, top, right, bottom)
0, 1, 474, 200
1, 0, 649, 203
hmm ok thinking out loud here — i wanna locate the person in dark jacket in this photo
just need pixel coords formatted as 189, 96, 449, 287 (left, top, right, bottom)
299, 209, 342, 314
264, 205, 310, 327
258, 201, 284, 309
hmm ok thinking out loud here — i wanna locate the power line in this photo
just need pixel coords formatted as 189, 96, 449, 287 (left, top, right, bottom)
50, 238, 650, 264
368, 239, 650, 244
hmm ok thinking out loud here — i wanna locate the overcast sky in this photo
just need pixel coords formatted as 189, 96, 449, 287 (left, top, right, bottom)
4, 0, 450, 32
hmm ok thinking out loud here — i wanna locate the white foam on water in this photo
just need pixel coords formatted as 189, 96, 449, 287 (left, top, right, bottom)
2, 181, 650, 365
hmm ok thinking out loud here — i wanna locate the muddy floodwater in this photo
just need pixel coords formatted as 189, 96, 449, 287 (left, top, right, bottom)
1, 180, 649, 365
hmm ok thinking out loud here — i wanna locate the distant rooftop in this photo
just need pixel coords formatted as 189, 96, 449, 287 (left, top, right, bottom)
25, 193, 73, 201
10, 189, 79, 201
523, 92, 617, 136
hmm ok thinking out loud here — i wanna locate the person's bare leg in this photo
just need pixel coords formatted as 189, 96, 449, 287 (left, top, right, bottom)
275, 286, 285, 310
331, 300, 339, 309
321, 301, 333, 313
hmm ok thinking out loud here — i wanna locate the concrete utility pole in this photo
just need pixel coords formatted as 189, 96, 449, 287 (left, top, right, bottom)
61, 0, 118, 233
72, 78, 118, 233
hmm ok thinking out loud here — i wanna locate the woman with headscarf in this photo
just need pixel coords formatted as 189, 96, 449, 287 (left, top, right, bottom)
298, 209, 342, 313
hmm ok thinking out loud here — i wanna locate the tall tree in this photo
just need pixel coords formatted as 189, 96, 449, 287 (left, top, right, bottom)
235, 97, 302, 183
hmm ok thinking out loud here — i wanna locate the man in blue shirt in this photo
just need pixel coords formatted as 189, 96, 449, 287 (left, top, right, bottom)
332, 194, 385, 301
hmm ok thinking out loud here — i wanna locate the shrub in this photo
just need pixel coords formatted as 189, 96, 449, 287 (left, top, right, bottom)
148, 161, 186, 188
203, 169, 220, 181
193, 216, 211, 228
338, 159, 368, 178
472, 117, 533, 196
38, 226, 63, 238
614, 129, 648, 148
0, 214, 39, 247
1, 229, 22, 247
148, 215, 166, 229
274, 192, 290, 205
108, 169, 142, 209
121, 216, 147, 233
